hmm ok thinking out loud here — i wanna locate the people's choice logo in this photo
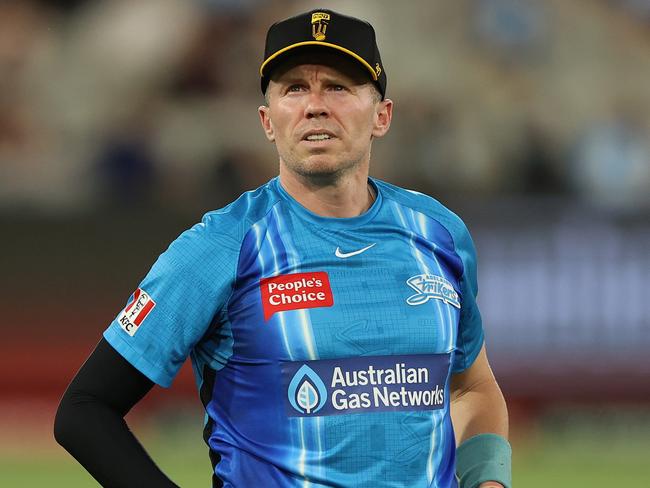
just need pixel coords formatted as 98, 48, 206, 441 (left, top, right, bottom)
406, 274, 460, 309
260, 272, 333, 320
282, 354, 450, 417
288, 365, 328, 415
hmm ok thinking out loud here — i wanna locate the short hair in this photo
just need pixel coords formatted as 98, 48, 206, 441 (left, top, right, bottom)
369, 84, 382, 104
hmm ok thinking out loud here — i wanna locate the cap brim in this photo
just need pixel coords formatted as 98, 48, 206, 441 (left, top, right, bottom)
260, 41, 378, 82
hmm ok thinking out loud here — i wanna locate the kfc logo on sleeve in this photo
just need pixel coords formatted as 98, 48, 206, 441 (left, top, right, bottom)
260, 272, 334, 320
117, 288, 156, 336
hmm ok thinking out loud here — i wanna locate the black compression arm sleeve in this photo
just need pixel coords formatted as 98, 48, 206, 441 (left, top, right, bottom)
54, 338, 179, 488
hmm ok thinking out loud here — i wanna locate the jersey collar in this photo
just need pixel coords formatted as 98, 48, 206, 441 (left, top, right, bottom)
273, 176, 382, 230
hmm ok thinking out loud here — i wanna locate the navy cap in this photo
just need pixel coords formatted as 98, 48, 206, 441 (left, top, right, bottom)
260, 9, 386, 99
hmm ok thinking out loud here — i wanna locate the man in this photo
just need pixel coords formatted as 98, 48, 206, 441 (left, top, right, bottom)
55, 9, 510, 488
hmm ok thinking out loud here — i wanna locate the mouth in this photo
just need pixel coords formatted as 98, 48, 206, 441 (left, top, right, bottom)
301, 130, 337, 143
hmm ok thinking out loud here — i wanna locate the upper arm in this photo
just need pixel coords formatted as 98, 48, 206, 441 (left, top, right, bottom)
54, 337, 155, 450
451, 220, 484, 373
58, 338, 154, 417
103, 215, 239, 387
449, 343, 509, 442
450, 344, 496, 402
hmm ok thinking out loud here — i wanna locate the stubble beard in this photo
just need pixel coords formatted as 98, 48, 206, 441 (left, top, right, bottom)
279, 147, 368, 187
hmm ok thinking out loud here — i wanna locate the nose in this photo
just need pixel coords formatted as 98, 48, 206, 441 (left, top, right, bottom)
304, 91, 329, 119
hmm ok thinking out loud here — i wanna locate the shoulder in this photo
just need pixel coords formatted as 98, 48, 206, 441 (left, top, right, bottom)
374, 178, 473, 249
160, 180, 283, 268
200, 179, 283, 243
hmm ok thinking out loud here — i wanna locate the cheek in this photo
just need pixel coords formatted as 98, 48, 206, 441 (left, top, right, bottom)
273, 113, 298, 140
270, 115, 298, 154
348, 112, 376, 139
341, 103, 375, 130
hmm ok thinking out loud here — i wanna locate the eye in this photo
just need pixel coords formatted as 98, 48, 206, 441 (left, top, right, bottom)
286, 84, 305, 93
330, 84, 346, 92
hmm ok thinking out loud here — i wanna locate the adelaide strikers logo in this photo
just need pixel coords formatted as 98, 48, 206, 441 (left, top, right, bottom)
287, 364, 328, 415
406, 274, 461, 309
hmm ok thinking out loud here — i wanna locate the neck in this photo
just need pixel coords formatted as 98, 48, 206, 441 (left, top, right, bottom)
279, 163, 374, 218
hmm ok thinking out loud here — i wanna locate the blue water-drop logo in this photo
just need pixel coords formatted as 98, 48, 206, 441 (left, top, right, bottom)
288, 364, 328, 415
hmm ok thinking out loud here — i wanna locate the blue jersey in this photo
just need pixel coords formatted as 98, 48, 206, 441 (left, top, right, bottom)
104, 177, 484, 488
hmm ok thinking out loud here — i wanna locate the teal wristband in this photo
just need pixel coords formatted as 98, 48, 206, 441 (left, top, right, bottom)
456, 433, 512, 488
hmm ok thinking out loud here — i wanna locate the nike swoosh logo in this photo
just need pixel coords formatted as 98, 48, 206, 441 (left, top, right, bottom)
335, 243, 376, 259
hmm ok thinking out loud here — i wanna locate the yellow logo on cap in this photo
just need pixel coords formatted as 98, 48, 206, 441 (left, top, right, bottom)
311, 12, 330, 41
375, 63, 382, 77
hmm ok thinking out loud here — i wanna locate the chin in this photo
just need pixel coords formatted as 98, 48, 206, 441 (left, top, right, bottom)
280, 150, 361, 182
295, 160, 352, 180
284, 154, 337, 174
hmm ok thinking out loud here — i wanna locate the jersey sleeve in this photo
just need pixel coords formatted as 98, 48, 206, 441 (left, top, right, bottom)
450, 221, 485, 373
103, 213, 240, 387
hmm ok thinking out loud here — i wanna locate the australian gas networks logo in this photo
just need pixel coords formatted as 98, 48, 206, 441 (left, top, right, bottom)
288, 364, 328, 415
406, 274, 460, 309
283, 354, 449, 417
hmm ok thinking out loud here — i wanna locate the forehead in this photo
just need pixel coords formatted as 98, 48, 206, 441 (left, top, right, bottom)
269, 50, 371, 85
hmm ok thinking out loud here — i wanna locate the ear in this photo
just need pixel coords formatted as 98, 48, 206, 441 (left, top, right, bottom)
371, 98, 393, 138
258, 105, 275, 142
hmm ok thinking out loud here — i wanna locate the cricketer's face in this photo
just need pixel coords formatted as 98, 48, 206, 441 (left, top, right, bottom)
259, 53, 392, 182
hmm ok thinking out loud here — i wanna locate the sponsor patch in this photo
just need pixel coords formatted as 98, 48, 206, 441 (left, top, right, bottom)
282, 353, 450, 417
117, 288, 156, 336
406, 274, 460, 308
260, 272, 333, 320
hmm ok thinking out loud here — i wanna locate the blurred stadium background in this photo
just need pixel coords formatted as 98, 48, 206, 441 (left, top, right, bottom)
1, 0, 649, 486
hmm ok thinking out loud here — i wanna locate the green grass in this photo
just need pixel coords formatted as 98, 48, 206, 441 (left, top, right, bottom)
3, 410, 649, 487
514, 437, 649, 487
513, 407, 650, 487
0, 416, 209, 488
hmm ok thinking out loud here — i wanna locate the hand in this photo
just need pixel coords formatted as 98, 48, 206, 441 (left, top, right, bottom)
479, 483, 504, 488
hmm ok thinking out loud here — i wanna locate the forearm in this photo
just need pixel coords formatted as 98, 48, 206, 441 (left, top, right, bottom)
450, 346, 510, 488
451, 379, 509, 488
54, 391, 178, 488
450, 375, 508, 445
54, 338, 178, 488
